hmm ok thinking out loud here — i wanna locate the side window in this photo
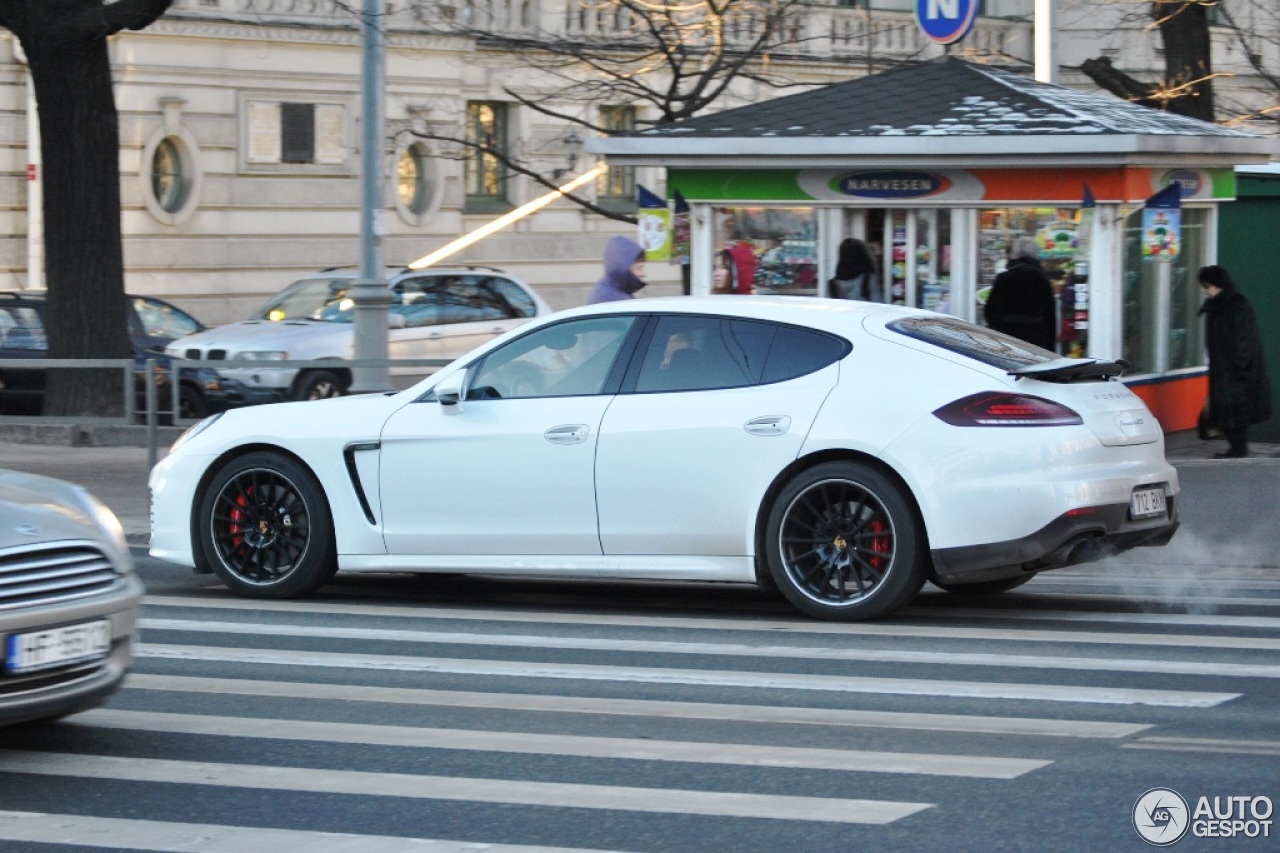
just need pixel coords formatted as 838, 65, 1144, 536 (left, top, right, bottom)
133, 298, 203, 341
436, 276, 507, 323
635, 316, 770, 393
0, 306, 46, 351
761, 326, 850, 383
467, 316, 636, 400
486, 276, 537, 318
393, 278, 442, 328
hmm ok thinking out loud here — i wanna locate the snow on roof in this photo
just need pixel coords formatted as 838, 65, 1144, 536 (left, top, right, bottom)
618, 58, 1256, 141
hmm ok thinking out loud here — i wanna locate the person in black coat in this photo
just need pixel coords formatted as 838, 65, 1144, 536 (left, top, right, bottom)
1198, 265, 1271, 458
984, 237, 1057, 350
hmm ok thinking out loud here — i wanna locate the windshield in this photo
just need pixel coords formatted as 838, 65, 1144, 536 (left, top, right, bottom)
254, 278, 358, 323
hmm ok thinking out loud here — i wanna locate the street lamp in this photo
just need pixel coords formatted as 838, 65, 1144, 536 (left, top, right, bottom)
553, 129, 584, 178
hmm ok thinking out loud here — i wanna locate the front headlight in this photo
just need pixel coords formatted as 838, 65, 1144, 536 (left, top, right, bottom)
75, 486, 130, 558
169, 411, 224, 454
238, 351, 288, 361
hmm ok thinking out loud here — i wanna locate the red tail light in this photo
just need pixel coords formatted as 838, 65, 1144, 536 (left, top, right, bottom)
933, 392, 1083, 427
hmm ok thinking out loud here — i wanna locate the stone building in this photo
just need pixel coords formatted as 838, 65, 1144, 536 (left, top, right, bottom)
0, 1, 1273, 323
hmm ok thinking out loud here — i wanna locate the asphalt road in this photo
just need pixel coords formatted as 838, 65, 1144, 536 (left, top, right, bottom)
2, 553, 1277, 851
1, 438, 1278, 850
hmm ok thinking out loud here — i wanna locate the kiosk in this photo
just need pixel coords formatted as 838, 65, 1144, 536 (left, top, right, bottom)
591, 58, 1273, 431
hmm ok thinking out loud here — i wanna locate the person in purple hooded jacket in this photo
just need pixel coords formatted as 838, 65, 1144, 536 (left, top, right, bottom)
587, 236, 647, 304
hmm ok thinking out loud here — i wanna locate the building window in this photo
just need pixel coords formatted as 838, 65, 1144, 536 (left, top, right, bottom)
465, 101, 509, 211
393, 140, 441, 225
247, 100, 346, 166
597, 106, 636, 210
151, 137, 188, 214
142, 120, 202, 225
398, 143, 429, 214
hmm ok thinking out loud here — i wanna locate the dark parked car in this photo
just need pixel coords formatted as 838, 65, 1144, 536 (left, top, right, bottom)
0, 291, 240, 419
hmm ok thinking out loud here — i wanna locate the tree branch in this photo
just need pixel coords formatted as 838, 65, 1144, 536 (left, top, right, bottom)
403, 129, 637, 224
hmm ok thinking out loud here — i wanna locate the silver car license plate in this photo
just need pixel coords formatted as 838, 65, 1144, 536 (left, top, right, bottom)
4, 619, 111, 674
1129, 487, 1167, 520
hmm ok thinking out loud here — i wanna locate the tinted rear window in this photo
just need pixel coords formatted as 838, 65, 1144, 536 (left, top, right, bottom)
761, 324, 850, 383
887, 317, 1056, 371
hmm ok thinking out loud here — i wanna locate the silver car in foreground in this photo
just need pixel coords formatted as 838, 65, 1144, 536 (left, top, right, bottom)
1, 469, 142, 726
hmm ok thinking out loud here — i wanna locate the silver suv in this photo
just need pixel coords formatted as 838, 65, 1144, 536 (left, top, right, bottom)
168, 266, 552, 402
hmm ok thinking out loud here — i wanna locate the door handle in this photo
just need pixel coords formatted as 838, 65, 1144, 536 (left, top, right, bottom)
544, 424, 590, 445
744, 415, 791, 436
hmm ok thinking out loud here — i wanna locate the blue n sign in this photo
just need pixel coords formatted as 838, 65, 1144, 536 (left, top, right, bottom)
916, 0, 978, 45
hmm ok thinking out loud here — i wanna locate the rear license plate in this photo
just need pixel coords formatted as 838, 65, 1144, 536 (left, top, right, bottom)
4, 619, 111, 675
1129, 487, 1167, 520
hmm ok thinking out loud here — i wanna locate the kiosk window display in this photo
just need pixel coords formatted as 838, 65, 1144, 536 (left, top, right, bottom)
714, 207, 818, 295
1120, 206, 1209, 375
977, 206, 1092, 358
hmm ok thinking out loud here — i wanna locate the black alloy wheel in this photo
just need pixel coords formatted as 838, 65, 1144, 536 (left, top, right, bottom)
932, 573, 1037, 594
198, 452, 336, 598
765, 461, 926, 620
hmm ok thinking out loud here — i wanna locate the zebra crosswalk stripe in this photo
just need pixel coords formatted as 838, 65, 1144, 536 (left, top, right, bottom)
73, 708, 1052, 779
138, 617, 1280, 677
137, 643, 1241, 707
0, 810, 598, 852
123, 673, 1155, 739
0, 752, 932, 825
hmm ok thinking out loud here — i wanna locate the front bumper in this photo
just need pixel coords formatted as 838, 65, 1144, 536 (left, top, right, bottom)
0, 573, 142, 726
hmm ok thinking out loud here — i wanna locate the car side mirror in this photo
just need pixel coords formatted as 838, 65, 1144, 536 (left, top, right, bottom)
434, 371, 465, 414
388, 314, 406, 329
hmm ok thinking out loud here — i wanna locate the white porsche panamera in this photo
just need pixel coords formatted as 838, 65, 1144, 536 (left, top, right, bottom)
149, 296, 1179, 621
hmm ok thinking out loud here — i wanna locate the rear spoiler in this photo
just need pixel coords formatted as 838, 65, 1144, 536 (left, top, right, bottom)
1008, 358, 1128, 382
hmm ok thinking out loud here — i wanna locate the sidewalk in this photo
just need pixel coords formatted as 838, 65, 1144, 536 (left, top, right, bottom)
0, 426, 1276, 546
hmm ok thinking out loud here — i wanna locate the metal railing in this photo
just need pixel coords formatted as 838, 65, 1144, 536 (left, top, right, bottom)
0, 356, 451, 469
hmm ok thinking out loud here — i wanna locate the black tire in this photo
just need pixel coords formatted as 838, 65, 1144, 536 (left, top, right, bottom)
179, 385, 207, 420
197, 452, 337, 598
932, 573, 1037, 595
764, 461, 926, 620
293, 369, 345, 401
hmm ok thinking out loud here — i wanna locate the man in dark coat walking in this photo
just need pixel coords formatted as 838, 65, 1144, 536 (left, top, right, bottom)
984, 237, 1057, 351
1199, 265, 1271, 458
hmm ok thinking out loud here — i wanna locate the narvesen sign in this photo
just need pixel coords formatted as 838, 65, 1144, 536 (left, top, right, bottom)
915, 0, 978, 45
831, 170, 952, 200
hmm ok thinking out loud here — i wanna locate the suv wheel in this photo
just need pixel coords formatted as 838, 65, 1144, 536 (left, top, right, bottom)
293, 369, 345, 401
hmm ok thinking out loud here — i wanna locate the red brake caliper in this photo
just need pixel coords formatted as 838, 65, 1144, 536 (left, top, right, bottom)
867, 518, 888, 571
228, 489, 251, 547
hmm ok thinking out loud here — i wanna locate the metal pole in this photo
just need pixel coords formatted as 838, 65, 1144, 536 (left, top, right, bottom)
145, 359, 158, 471
1034, 0, 1058, 84
349, 0, 392, 393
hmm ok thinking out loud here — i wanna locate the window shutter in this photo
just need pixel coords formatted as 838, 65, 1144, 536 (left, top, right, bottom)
247, 102, 281, 164
314, 105, 346, 164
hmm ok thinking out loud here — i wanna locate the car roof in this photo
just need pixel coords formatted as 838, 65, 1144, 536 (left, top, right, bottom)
303, 265, 516, 280
551, 295, 932, 335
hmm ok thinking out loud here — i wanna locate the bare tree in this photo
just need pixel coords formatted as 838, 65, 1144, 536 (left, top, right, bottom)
1076, 0, 1280, 131
406, 0, 884, 222
1211, 0, 1280, 129
0, 0, 174, 417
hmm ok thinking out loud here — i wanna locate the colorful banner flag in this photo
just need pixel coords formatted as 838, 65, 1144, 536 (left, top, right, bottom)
636, 184, 670, 261
1142, 183, 1181, 260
